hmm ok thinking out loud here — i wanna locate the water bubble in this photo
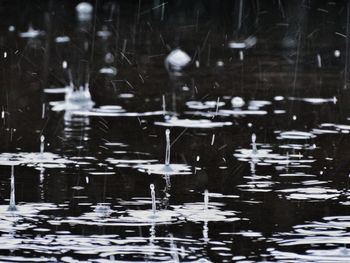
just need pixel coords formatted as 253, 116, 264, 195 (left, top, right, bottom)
274, 96, 284, 101
165, 49, 191, 72
231, 97, 245, 108
8, 25, 15, 32
334, 50, 341, 57
76, 2, 93, 21
216, 60, 224, 67
104, 52, 114, 64
55, 36, 70, 43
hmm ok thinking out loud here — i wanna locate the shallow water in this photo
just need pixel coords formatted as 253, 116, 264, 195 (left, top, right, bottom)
1, 1, 350, 262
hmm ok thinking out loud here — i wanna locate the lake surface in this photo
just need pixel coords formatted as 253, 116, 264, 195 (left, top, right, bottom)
0, 1, 350, 262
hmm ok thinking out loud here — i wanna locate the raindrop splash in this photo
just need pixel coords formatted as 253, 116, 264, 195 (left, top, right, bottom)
251, 133, 258, 155
40, 135, 45, 157
165, 129, 171, 166
7, 166, 17, 212
150, 184, 156, 216
204, 190, 209, 211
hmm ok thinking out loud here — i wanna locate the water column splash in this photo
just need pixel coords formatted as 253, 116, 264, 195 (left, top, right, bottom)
7, 166, 17, 212
150, 184, 156, 216
38, 135, 46, 172
251, 133, 258, 155
204, 190, 209, 211
203, 190, 209, 242
165, 129, 171, 166
162, 95, 166, 115
40, 135, 45, 156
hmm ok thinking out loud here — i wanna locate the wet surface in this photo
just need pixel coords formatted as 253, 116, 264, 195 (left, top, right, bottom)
1, 0, 350, 262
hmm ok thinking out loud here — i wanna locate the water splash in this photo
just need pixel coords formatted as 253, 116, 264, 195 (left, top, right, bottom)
40, 135, 45, 157
204, 190, 209, 211
165, 129, 171, 166
251, 133, 258, 155
150, 184, 156, 216
136, 129, 191, 175
7, 166, 17, 212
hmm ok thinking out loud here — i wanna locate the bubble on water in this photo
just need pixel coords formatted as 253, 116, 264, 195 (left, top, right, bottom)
216, 60, 224, 67
55, 36, 70, 43
274, 96, 284, 101
8, 25, 15, 32
76, 2, 93, 21
165, 49, 191, 72
231, 97, 245, 108
334, 50, 341, 57
99, 67, 117, 75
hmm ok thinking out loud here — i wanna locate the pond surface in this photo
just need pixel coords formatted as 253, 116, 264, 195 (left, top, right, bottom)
0, 1, 350, 262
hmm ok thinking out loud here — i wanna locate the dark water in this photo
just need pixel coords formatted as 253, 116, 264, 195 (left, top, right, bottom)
0, 1, 350, 262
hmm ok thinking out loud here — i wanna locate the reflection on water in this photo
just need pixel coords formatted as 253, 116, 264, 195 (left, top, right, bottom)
1, 0, 350, 262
